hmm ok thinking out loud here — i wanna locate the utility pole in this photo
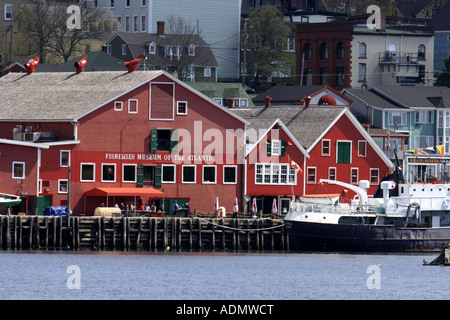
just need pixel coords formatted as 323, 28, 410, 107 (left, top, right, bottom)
9, 5, 14, 65
241, 18, 247, 86
424, 70, 436, 86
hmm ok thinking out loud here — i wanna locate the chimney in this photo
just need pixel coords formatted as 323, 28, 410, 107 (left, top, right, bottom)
157, 21, 165, 36
226, 98, 235, 108
125, 55, 144, 73
74, 55, 87, 74
25, 57, 39, 75
264, 96, 272, 109
301, 96, 311, 108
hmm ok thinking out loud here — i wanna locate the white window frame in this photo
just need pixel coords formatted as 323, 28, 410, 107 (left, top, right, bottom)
321, 139, 331, 156
223, 165, 237, 184
125, 15, 130, 32
388, 112, 407, 126
351, 167, 359, 185
122, 44, 127, 55
114, 101, 123, 111
271, 140, 281, 156
177, 101, 188, 115
122, 164, 137, 183
58, 179, 68, 194
328, 167, 336, 181
188, 44, 195, 56
12, 161, 25, 179
60, 150, 70, 167
162, 164, 176, 183
133, 15, 139, 33
414, 135, 434, 149
370, 168, 379, 185
255, 163, 296, 185
4, 4, 12, 21
80, 163, 95, 182
204, 67, 211, 77
307, 167, 316, 184
148, 42, 156, 54
109, 0, 114, 8
357, 140, 367, 157
140, 14, 146, 32
102, 163, 116, 182
202, 165, 217, 184
128, 99, 138, 114
124, 0, 130, 7
182, 165, 196, 184
213, 98, 222, 105
415, 110, 434, 124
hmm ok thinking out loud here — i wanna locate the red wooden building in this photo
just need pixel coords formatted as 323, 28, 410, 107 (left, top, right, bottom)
0, 68, 247, 215
233, 99, 393, 213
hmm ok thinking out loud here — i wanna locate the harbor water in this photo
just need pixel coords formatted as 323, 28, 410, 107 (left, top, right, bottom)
0, 250, 449, 300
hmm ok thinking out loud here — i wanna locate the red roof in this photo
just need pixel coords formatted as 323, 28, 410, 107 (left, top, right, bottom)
85, 187, 165, 197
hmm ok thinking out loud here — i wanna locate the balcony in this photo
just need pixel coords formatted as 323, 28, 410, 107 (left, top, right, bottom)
378, 51, 419, 66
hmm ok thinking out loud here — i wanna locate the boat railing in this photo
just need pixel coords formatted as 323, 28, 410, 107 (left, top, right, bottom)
291, 201, 377, 215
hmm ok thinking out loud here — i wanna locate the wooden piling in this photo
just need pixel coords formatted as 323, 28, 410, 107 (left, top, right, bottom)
0, 216, 288, 252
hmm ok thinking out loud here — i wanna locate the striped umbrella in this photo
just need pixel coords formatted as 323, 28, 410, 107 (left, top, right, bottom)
251, 197, 257, 214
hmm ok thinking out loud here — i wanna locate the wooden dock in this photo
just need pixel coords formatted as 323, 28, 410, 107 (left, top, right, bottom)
0, 216, 289, 252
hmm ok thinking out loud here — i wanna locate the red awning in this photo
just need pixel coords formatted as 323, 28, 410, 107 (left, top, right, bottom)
85, 187, 165, 197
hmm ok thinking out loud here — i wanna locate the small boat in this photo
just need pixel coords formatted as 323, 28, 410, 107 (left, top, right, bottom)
284, 166, 450, 252
300, 193, 341, 205
423, 244, 450, 266
0, 193, 22, 208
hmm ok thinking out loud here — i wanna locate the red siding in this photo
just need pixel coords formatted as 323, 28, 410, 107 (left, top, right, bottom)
304, 114, 390, 199
67, 73, 245, 214
246, 125, 305, 197
0, 144, 39, 196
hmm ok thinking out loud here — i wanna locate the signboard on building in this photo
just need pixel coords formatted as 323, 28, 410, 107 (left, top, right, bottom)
396, 76, 420, 84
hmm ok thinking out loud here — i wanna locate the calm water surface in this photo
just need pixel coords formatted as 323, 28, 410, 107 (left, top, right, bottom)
0, 250, 448, 300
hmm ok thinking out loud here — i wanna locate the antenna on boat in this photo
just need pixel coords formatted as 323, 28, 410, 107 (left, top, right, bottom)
443, 160, 447, 184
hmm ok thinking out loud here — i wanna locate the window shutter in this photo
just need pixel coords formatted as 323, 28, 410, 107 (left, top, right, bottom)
154, 166, 162, 188
281, 140, 286, 155
137, 165, 144, 188
170, 129, 178, 152
267, 139, 272, 156
150, 129, 157, 152
337, 142, 351, 163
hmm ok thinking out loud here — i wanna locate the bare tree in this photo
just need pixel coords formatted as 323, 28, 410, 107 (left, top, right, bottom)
48, 4, 111, 63
18, 0, 59, 64
17, 1, 114, 63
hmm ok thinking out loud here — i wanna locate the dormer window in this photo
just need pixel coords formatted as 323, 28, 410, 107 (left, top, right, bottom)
148, 42, 156, 54
165, 46, 173, 57
188, 44, 195, 56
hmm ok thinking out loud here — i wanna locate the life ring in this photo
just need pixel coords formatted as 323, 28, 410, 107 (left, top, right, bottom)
444, 198, 450, 207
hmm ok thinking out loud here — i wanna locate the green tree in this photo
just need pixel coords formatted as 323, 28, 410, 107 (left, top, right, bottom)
243, 5, 294, 84
436, 56, 450, 87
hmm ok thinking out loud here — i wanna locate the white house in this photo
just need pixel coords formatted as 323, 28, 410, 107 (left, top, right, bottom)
350, 25, 434, 88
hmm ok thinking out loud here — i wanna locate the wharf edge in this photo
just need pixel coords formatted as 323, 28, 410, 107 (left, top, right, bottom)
0, 216, 289, 252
